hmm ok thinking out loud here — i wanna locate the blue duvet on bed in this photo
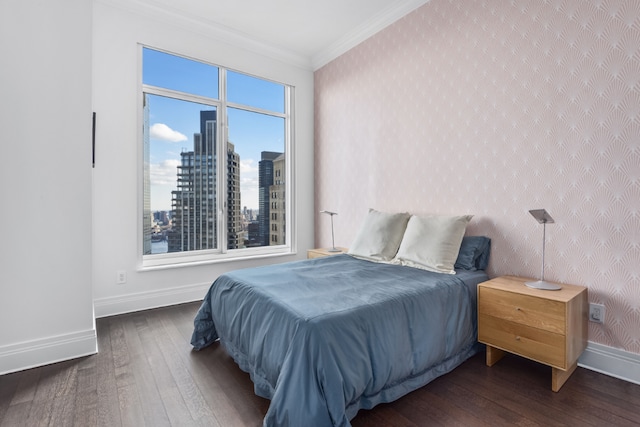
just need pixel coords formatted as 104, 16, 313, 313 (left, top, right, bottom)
191, 254, 486, 427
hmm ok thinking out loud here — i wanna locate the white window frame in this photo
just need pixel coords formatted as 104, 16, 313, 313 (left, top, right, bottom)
139, 45, 294, 269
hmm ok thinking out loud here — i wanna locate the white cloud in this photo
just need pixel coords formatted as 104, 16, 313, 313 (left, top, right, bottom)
240, 158, 258, 174
149, 159, 180, 211
240, 159, 259, 209
150, 123, 188, 142
150, 159, 180, 186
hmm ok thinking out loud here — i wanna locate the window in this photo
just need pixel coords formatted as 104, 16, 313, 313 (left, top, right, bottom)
142, 47, 291, 264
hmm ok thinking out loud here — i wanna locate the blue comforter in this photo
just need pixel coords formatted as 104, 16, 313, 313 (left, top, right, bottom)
192, 255, 484, 427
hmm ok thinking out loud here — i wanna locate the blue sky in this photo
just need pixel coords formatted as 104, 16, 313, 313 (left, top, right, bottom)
143, 48, 285, 211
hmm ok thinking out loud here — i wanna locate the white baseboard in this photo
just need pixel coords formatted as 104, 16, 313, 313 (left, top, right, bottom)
579, 341, 640, 386
94, 282, 211, 318
0, 329, 97, 375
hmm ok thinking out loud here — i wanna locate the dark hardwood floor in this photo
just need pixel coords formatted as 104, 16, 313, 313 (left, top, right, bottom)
1, 302, 639, 426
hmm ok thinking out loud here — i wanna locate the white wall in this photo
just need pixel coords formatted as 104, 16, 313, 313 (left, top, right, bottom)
0, 0, 97, 374
91, 0, 315, 317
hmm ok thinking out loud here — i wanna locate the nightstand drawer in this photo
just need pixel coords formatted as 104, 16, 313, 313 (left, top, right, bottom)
479, 287, 565, 334
477, 276, 587, 391
478, 314, 566, 368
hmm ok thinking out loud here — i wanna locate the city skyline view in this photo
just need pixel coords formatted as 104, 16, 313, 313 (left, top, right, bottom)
143, 47, 286, 212
143, 47, 289, 256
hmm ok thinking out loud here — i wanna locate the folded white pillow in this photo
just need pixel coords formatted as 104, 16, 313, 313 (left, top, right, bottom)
348, 209, 410, 262
394, 214, 473, 274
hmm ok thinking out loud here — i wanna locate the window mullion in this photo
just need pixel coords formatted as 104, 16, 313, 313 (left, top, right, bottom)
218, 68, 227, 254
143, 84, 219, 106
226, 101, 287, 119
285, 85, 293, 249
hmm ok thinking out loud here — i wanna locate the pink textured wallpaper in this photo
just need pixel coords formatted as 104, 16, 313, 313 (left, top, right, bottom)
314, 0, 640, 354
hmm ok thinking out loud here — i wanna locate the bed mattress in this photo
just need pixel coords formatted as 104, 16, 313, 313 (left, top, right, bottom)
192, 254, 488, 427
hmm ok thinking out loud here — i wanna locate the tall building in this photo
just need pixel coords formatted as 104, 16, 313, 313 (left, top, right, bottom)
258, 151, 282, 246
167, 110, 242, 253
227, 142, 244, 249
269, 154, 286, 245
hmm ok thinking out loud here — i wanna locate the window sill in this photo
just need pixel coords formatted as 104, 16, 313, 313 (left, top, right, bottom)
139, 246, 295, 271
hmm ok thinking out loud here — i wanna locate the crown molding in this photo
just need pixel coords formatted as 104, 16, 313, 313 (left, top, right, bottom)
96, 0, 429, 71
95, 0, 312, 70
311, 0, 430, 70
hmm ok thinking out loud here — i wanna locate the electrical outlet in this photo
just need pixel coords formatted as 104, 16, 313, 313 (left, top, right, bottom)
589, 303, 605, 324
116, 270, 127, 285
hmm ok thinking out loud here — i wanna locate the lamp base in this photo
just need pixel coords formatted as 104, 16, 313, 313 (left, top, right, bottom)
525, 280, 562, 291
326, 247, 342, 253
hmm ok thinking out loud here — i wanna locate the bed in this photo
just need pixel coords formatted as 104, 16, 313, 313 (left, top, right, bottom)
192, 211, 490, 427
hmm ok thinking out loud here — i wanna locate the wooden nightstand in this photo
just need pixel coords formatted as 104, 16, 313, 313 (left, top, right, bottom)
478, 275, 588, 392
307, 247, 348, 259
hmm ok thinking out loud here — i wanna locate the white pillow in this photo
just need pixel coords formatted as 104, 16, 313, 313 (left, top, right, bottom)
348, 209, 410, 262
393, 214, 473, 274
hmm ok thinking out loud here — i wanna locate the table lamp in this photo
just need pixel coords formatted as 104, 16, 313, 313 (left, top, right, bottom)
525, 209, 561, 290
320, 210, 340, 252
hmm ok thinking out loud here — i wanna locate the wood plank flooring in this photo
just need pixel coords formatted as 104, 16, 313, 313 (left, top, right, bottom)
1, 301, 639, 426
